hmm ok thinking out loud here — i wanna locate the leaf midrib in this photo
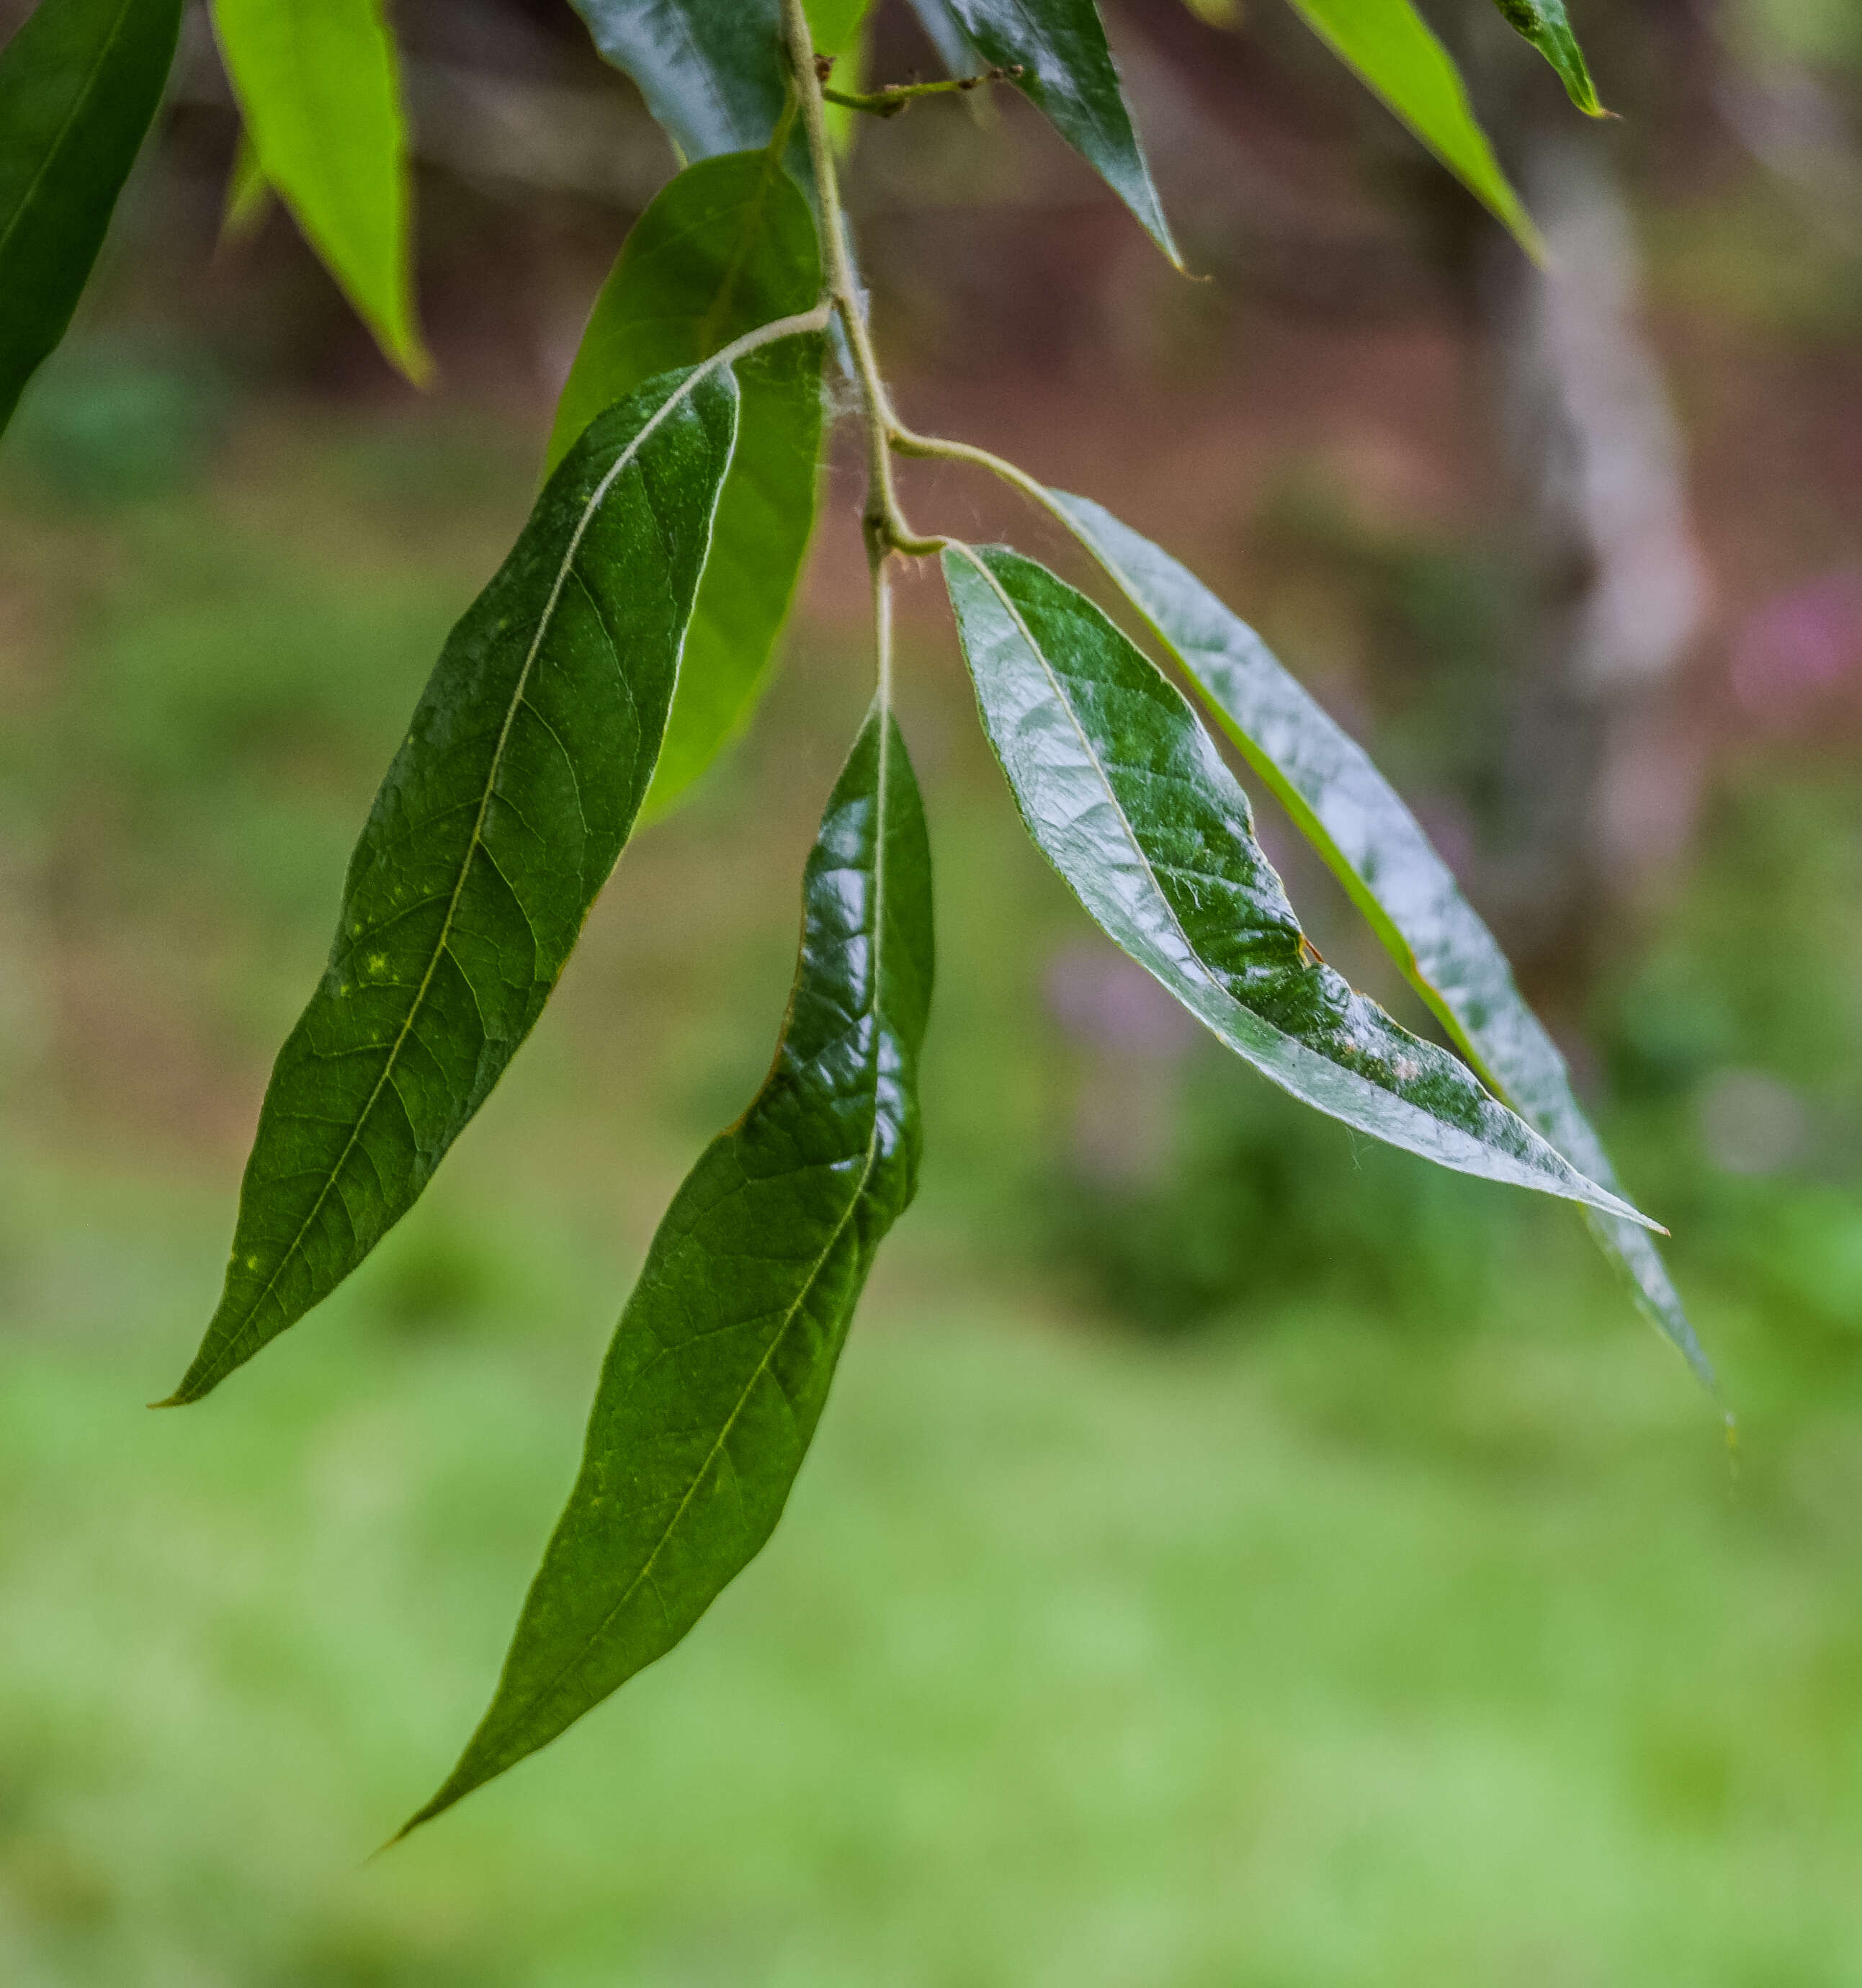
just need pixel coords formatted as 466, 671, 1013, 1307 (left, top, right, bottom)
955, 545, 1238, 1024
955, 547, 1600, 1199
474, 710, 897, 1776
1092, 527, 1558, 1114
201, 365, 723, 1387
0, 0, 147, 266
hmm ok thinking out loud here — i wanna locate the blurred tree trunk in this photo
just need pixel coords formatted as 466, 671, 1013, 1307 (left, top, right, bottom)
1479, 100, 1711, 1012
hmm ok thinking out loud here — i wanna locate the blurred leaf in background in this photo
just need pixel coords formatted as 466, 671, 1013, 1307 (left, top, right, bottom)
210, 0, 427, 379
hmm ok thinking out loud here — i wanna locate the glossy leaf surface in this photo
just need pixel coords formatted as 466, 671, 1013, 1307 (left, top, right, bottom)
169, 366, 740, 1404
1281, 0, 1540, 257
1491, 0, 1604, 116
944, 544, 1652, 1223
942, 0, 1181, 266
402, 702, 934, 1835
564, 0, 873, 164
1050, 495, 1709, 1382
566, 0, 787, 161
211, 0, 426, 379
548, 151, 824, 820
0, 0, 181, 437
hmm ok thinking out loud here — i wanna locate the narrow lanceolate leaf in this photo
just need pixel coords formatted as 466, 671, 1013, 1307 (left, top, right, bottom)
1280, 0, 1541, 259
0, 0, 182, 438
1049, 496, 1711, 1385
210, 0, 426, 380
167, 367, 740, 1405
944, 544, 1655, 1224
401, 702, 934, 1835
1490, 0, 1605, 117
548, 151, 823, 820
942, 0, 1181, 267
566, 0, 788, 161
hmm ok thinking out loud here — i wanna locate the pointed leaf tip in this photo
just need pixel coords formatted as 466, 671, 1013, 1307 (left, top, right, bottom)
941, 0, 1183, 267
1283, 0, 1542, 258
1489, 0, 1607, 118
174, 363, 740, 1401
0, 0, 184, 439
210, 0, 426, 380
1042, 491, 1713, 1388
942, 540, 1656, 1227
401, 705, 934, 1831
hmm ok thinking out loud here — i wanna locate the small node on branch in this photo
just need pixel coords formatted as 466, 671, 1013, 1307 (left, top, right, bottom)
813, 52, 834, 81
821, 61, 1031, 119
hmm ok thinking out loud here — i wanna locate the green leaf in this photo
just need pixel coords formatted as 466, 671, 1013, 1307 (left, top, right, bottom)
218, 124, 270, 246
1490, 0, 1606, 116
547, 151, 824, 821
1048, 495, 1711, 1385
807, 0, 875, 57
942, 543, 1655, 1224
0, 0, 182, 439
210, 0, 426, 380
809, 0, 874, 149
1280, 0, 1542, 259
400, 700, 934, 1836
166, 365, 741, 1405
942, 0, 1181, 267
563, 1, 874, 163
566, 0, 789, 161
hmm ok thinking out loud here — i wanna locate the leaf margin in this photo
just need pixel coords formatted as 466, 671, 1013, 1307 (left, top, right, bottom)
941, 537, 1660, 1230
1278, 0, 1544, 260
1491, 0, 1606, 117
162, 348, 792, 1407
393, 690, 934, 1837
544, 145, 827, 821
1045, 490, 1712, 1387
941, 0, 1183, 269
208, 0, 429, 381
0, 0, 184, 437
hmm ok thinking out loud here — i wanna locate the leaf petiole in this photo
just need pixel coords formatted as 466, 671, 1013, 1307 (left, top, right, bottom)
822, 66, 1024, 118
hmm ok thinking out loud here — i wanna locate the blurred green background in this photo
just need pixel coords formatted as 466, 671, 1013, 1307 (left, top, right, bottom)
4, 0, 1862, 1981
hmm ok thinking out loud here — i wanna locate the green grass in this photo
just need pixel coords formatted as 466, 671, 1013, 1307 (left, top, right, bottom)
2, 1158, 1860, 1986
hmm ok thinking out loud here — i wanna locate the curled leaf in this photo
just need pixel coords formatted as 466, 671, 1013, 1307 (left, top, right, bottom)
906, 0, 979, 76
943, 542, 1656, 1224
565, 0, 789, 162
1049, 494, 1709, 1384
